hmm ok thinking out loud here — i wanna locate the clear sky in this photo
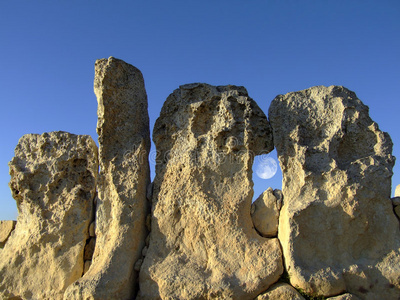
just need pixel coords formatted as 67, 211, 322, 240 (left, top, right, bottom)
1, 1, 399, 220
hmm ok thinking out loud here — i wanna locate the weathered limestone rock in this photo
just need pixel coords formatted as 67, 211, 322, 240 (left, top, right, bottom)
327, 293, 361, 300
396, 184, 400, 197
64, 57, 150, 299
269, 86, 400, 299
0, 220, 16, 248
251, 188, 282, 237
255, 282, 305, 300
392, 197, 400, 206
139, 83, 283, 299
395, 205, 400, 219
0, 132, 98, 299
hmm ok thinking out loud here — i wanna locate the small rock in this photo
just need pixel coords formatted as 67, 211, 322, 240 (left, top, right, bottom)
89, 222, 95, 237
327, 293, 360, 300
273, 189, 283, 210
255, 282, 305, 300
134, 258, 143, 272
83, 260, 92, 274
251, 188, 280, 237
141, 246, 148, 257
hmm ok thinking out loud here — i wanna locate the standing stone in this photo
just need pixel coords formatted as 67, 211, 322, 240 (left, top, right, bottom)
64, 57, 150, 299
0, 132, 98, 300
0, 220, 16, 248
251, 188, 282, 237
396, 184, 400, 197
139, 83, 283, 299
269, 86, 400, 298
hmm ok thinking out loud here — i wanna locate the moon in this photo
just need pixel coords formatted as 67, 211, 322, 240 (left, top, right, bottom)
255, 156, 278, 179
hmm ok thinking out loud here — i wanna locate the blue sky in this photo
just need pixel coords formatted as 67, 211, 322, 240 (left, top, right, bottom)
0, 1, 399, 220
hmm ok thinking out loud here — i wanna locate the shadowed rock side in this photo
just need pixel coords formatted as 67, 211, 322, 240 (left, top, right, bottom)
64, 57, 151, 299
269, 86, 400, 299
138, 83, 283, 299
0, 132, 98, 300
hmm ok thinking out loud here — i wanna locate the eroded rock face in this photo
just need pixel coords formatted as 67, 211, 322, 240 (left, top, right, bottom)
64, 57, 150, 299
251, 188, 282, 237
139, 83, 282, 299
0, 132, 98, 300
327, 293, 361, 300
255, 282, 305, 300
269, 86, 400, 299
0, 220, 16, 248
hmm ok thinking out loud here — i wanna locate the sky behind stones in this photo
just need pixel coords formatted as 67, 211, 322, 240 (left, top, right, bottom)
0, 1, 399, 220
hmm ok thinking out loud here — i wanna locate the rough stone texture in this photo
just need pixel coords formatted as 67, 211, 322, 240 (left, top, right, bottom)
251, 188, 282, 237
0, 220, 16, 248
255, 282, 305, 300
395, 205, 400, 219
84, 260, 92, 274
327, 293, 361, 300
269, 86, 400, 299
89, 221, 95, 237
139, 83, 282, 299
392, 197, 400, 207
0, 132, 98, 300
64, 57, 150, 299
396, 184, 400, 197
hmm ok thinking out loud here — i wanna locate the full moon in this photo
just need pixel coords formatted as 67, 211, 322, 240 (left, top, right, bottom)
255, 156, 278, 179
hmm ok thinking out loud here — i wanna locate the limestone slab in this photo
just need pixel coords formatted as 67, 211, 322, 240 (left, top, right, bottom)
139, 83, 282, 299
0, 132, 98, 299
64, 57, 151, 299
269, 86, 400, 299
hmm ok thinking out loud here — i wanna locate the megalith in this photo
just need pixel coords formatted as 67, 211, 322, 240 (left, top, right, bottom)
64, 57, 151, 299
139, 83, 283, 299
269, 86, 400, 298
0, 132, 98, 299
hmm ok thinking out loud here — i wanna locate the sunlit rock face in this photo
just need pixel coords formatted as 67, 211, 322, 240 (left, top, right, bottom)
255, 282, 305, 300
269, 85, 400, 299
64, 57, 151, 300
139, 83, 283, 300
0, 132, 98, 300
251, 187, 282, 238
0, 220, 16, 248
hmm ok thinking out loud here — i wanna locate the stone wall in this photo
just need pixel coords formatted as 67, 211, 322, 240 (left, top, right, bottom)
0, 57, 398, 300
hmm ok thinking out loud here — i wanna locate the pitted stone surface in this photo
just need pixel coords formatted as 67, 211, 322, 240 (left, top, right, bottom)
139, 83, 282, 299
64, 57, 151, 299
0, 132, 98, 300
255, 282, 305, 300
0, 220, 16, 248
251, 188, 282, 237
269, 86, 400, 299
